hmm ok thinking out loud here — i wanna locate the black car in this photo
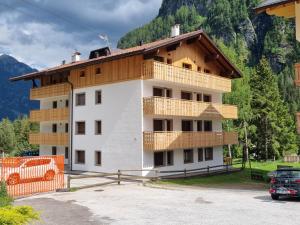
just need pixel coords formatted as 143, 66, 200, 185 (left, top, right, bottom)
269, 168, 300, 200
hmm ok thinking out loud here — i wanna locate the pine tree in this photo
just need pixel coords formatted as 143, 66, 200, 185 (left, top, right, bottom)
250, 58, 298, 159
0, 118, 16, 154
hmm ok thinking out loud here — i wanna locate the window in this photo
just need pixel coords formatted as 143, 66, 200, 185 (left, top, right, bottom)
95, 90, 102, 104
65, 100, 69, 107
76, 121, 85, 135
204, 69, 211, 74
52, 146, 57, 155
182, 63, 192, 70
154, 56, 164, 62
153, 87, 172, 98
65, 123, 69, 133
80, 70, 85, 78
167, 58, 172, 65
76, 93, 85, 106
184, 149, 193, 164
196, 93, 202, 102
75, 150, 85, 164
197, 66, 201, 72
153, 119, 173, 131
52, 124, 57, 133
52, 101, 57, 109
181, 91, 192, 100
167, 151, 174, 166
95, 120, 102, 135
203, 94, 212, 103
154, 152, 165, 167
197, 120, 203, 132
182, 120, 193, 131
65, 147, 69, 159
198, 148, 203, 162
204, 120, 212, 132
95, 67, 101, 75
95, 151, 101, 166
205, 147, 213, 161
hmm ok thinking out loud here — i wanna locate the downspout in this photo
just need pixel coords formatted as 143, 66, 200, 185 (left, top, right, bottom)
67, 80, 74, 171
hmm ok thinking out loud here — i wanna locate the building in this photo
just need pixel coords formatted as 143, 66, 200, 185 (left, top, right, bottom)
10, 27, 241, 175
255, 0, 300, 133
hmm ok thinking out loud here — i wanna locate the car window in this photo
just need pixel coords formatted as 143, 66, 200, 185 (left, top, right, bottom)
25, 160, 39, 167
276, 170, 300, 178
291, 171, 300, 178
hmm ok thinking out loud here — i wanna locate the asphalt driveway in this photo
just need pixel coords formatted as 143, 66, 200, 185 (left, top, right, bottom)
15, 182, 300, 225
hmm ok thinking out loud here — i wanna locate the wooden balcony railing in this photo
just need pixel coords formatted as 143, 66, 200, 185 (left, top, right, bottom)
30, 83, 70, 100
29, 133, 69, 146
143, 131, 238, 151
30, 108, 69, 122
295, 63, 300, 87
142, 60, 232, 92
143, 97, 238, 119
297, 112, 300, 134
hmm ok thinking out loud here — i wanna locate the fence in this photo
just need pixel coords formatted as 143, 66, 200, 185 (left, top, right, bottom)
284, 155, 300, 163
0, 155, 64, 197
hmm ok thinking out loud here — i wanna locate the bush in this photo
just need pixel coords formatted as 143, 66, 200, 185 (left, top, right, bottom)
0, 182, 12, 207
0, 206, 39, 225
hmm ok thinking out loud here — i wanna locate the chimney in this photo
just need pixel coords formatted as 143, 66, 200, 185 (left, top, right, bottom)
62, 60, 66, 65
72, 51, 81, 63
171, 24, 180, 38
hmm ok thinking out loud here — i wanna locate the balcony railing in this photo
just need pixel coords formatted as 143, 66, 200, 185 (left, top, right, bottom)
142, 60, 232, 92
29, 133, 69, 146
30, 83, 70, 100
30, 108, 69, 122
143, 97, 238, 119
143, 131, 238, 151
295, 63, 300, 87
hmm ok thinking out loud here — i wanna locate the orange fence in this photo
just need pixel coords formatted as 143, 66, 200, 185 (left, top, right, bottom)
0, 155, 64, 198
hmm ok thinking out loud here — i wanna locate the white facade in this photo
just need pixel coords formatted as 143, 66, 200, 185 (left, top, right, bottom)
38, 78, 227, 175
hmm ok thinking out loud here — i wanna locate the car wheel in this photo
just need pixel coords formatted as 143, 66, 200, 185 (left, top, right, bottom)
7, 174, 20, 185
44, 170, 55, 181
271, 194, 279, 200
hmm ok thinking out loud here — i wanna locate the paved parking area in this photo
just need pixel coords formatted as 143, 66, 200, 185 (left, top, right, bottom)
16, 182, 300, 225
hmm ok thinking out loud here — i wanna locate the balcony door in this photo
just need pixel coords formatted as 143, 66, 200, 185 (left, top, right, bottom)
182, 120, 193, 131
153, 87, 172, 98
153, 119, 173, 132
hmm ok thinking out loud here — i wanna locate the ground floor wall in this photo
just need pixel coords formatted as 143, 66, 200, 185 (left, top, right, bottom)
142, 146, 224, 176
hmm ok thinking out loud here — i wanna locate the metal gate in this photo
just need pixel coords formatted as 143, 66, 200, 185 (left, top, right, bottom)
0, 155, 64, 197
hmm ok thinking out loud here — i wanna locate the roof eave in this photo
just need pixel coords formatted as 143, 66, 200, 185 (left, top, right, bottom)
254, 0, 295, 14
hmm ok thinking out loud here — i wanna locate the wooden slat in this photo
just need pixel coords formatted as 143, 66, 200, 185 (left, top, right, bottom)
295, 63, 300, 87
142, 60, 232, 92
143, 97, 238, 119
30, 83, 70, 100
29, 133, 69, 146
143, 131, 238, 151
30, 108, 69, 122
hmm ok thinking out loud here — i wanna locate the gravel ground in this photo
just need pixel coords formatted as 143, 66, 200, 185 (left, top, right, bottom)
15, 182, 300, 225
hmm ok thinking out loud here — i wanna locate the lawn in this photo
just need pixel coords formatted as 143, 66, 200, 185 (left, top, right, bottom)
159, 160, 300, 190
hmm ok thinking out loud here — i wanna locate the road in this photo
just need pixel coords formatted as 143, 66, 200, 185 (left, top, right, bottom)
15, 182, 300, 225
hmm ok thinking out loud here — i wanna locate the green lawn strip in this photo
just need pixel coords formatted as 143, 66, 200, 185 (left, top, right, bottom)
159, 161, 300, 189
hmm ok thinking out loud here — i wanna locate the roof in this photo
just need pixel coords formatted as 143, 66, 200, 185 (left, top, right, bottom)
255, 0, 296, 13
10, 30, 242, 81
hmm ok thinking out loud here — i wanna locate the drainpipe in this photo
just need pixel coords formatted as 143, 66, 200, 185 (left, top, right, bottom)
67, 80, 74, 171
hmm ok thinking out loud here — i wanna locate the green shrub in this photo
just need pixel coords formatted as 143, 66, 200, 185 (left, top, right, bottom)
0, 182, 12, 207
0, 206, 39, 225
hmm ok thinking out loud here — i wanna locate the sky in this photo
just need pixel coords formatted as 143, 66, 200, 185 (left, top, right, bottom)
0, 0, 162, 69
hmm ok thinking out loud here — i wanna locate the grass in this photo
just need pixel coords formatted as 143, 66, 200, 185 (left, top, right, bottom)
159, 160, 300, 189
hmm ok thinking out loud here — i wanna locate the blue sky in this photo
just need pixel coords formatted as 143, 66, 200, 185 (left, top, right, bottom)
0, 0, 162, 69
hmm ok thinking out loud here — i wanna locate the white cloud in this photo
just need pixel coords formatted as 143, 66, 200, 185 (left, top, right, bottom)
0, 0, 162, 69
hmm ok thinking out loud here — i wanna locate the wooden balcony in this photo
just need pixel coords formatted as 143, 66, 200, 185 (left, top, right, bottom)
295, 63, 300, 87
143, 97, 238, 119
297, 112, 300, 134
143, 131, 238, 151
30, 83, 70, 100
143, 60, 232, 92
29, 133, 69, 146
30, 108, 69, 122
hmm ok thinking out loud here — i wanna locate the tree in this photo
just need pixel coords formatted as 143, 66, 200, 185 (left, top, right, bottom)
249, 58, 298, 159
0, 118, 16, 154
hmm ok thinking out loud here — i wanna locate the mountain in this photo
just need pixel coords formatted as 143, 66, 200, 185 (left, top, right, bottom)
118, 0, 300, 114
0, 54, 38, 120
